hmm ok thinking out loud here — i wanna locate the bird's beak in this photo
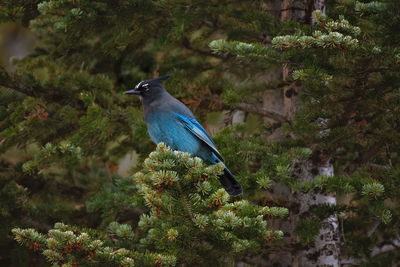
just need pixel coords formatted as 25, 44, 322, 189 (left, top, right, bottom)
124, 89, 141, 95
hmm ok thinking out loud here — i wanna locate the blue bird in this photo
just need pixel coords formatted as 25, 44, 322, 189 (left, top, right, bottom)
124, 75, 242, 196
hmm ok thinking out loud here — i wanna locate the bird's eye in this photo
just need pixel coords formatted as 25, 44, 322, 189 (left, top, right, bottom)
142, 83, 150, 91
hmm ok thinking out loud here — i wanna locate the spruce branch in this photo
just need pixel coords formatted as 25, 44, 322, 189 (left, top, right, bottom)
12, 223, 176, 267
209, 39, 280, 61
135, 143, 287, 265
337, 0, 387, 15
0, 66, 86, 110
0, 66, 41, 97
272, 31, 359, 50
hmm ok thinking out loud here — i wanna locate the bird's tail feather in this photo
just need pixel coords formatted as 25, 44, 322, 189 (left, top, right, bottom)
218, 168, 242, 196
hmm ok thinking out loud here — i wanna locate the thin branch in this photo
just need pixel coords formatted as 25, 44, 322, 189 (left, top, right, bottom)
365, 163, 390, 169
20, 217, 52, 232
366, 220, 380, 237
385, 143, 393, 167
280, 7, 306, 12
340, 215, 346, 243
340, 257, 361, 266
182, 36, 227, 60
0, 66, 86, 110
360, 141, 386, 163
0, 66, 39, 97
371, 237, 400, 257
236, 102, 288, 123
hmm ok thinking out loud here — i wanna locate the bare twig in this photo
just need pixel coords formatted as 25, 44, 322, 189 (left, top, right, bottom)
366, 220, 380, 237
371, 237, 400, 256
236, 102, 288, 123
386, 143, 393, 167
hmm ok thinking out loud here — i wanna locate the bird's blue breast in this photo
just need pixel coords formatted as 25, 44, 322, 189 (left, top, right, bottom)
145, 111, 218, 164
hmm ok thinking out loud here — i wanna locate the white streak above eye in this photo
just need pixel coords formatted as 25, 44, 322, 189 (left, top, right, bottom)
135, 81, 144, 89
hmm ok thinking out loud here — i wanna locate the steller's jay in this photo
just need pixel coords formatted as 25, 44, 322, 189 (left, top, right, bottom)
124, 75, 242, 196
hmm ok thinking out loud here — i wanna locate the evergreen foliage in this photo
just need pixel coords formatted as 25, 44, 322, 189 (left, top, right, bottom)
1, 0, 288, 265
12, 143, 287, 266
1, 0, 399, 265
13, 222, 176, 267
135, 143, 287, 265
210, 0, 400, 264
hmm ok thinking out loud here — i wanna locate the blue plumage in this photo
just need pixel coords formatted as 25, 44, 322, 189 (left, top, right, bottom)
124, 75, 242, 196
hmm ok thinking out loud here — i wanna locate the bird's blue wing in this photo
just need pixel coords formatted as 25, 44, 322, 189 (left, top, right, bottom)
175, 113, 224, 162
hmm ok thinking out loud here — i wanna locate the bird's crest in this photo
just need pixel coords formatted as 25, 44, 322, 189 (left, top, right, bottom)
151, 75, 170, 84
133, 75, 170, 90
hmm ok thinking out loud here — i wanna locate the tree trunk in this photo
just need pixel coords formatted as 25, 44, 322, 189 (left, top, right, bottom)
259, 0, 340, 266
292, 159, 340, 266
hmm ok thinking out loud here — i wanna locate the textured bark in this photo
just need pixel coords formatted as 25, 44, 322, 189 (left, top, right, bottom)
282, 1, 340, 266
292, 159, 340, 267
233, 1, 338, 265
257, 1, 340, 266
282, 66, 300, 122
232, 110, 246, 124
281, 0, 325, 24
262, 42, 286, 141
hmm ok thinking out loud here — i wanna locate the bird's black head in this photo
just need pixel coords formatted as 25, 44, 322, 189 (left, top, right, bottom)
124, 75, 170, 97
